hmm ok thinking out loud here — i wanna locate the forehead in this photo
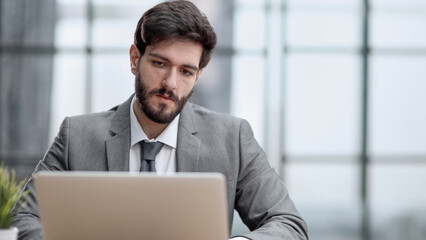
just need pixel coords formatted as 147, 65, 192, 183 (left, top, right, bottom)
144, 39, 203, 67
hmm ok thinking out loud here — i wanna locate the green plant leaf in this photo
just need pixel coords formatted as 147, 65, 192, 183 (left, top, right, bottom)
0, 163, 29, 229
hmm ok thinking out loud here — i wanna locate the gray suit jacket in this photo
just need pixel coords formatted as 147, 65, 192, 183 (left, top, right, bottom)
13, 95, 308, 240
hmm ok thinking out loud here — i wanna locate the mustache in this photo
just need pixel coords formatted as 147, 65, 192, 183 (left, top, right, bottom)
149, 88, 179, 102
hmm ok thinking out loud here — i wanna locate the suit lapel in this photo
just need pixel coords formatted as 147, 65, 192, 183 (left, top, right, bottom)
106, 132, 130, 171
176, 103, 201, 172
105, 95, 133, 171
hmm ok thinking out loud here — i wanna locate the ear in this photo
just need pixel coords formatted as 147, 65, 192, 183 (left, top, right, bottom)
129, 44, 141, 75
195, 68, 204, 85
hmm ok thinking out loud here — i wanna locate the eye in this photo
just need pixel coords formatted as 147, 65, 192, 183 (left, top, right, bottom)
181, 69, 195, 76
152, 60, 164, 67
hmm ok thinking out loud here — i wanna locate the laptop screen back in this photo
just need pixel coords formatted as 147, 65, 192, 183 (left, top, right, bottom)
34, 172, 229, 240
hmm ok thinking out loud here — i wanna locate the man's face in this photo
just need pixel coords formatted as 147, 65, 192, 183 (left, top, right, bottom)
131, 39, 203, 124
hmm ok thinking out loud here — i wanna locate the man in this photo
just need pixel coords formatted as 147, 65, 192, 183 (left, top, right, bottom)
13, 1, 308, 239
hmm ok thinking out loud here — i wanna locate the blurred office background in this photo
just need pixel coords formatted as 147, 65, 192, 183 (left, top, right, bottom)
1, 0, 426, 239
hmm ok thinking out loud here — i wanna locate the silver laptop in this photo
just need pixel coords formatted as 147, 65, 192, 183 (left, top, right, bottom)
34, 172, 229, 240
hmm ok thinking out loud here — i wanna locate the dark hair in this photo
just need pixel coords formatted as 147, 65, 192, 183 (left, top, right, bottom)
134, 0, 217, 69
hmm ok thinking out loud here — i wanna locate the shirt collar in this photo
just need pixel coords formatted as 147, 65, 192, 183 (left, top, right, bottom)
130, 96, 179, 149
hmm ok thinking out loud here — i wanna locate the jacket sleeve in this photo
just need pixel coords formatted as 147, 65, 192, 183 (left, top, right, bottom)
234, 120, 309, 240
12, 118, 70, 240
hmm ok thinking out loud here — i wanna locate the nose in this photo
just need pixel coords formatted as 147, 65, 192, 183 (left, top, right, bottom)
162, 68, 178, 90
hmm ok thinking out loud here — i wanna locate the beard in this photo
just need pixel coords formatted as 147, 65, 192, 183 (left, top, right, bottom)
135, 71, 193, 124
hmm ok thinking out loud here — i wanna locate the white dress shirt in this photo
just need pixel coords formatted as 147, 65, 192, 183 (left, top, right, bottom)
129, 97, 178, 174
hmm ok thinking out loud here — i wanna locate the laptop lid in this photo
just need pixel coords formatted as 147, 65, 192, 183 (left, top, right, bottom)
34, 172, 229, 240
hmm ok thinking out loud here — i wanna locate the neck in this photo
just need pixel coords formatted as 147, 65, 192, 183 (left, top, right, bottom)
133, 102, 168, 139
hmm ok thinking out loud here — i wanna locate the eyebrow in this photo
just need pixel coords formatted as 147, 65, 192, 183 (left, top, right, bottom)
148, 53, 200, 72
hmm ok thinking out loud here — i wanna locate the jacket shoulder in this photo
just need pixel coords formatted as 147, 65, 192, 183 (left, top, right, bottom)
185, 103, 243, 124
67, 108, 117, 125
182, 103, 249, 137
64, 95, 131, 137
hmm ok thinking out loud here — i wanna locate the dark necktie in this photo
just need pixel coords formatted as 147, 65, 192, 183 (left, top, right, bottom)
139, 141, 164, 172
